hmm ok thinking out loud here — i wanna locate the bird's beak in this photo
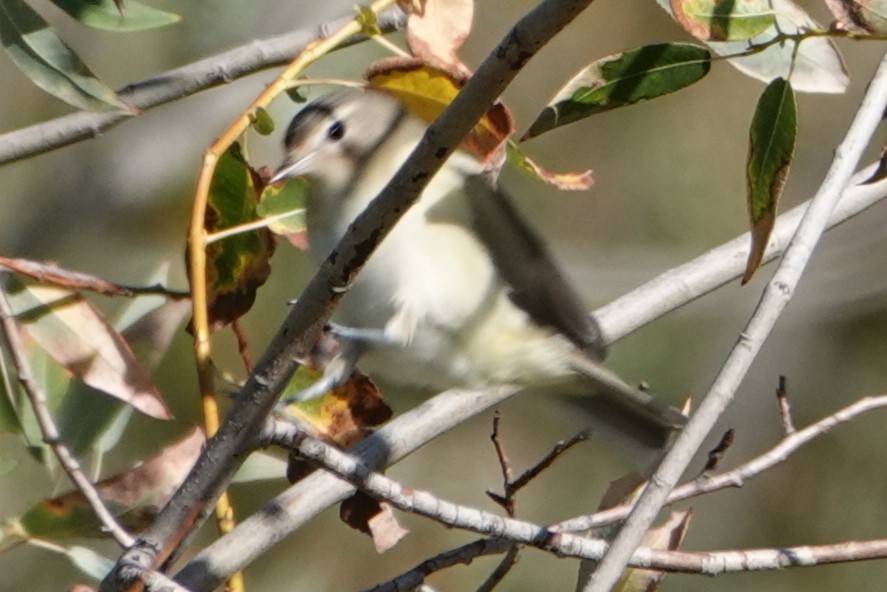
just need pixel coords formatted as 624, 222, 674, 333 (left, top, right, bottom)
269, 151, 315, 185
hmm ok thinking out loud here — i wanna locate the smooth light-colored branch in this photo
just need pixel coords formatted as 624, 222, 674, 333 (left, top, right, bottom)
554, 394, 887, 532
174, 387, 519, 591
0, 11, 406, 165
595, 164, 886, 341
236, 418, 887, 577
0, 275, 135, 548
587, 49, 887, 592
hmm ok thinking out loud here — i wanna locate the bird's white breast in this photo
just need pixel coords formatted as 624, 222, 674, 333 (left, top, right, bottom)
307, 116, 574, 389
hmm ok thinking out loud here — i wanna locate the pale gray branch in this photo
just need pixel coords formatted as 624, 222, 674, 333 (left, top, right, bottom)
0, 11, 405, 165
586, 49, 887, 592
554, 394, 887, 532
212, 416, 887, 579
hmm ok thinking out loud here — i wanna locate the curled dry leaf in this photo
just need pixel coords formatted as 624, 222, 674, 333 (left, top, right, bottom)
615, 510, 692, 592
340, 491, 409, 553
402, 0, 474, 75
507, 142, 594, 191
366, 57, 514, 165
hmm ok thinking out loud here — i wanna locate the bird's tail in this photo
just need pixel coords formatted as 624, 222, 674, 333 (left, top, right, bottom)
560, 353, 687, 468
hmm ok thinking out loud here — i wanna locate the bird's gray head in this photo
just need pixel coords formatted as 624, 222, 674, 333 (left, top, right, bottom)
270, 89, 405, 192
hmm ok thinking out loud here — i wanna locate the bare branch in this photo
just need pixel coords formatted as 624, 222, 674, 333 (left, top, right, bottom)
361, 538, 514, 592
0, 256, 189, 299
0, 11, 406, 165
261, 419, 887, 576
776, 375, 796, 434
0, 274, 135, 548
554, 394, 887, 532
588, 48, 887, 592
476, 543, 521, 592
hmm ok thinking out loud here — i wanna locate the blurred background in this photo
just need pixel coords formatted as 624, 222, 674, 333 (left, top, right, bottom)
2, 0, 887, 590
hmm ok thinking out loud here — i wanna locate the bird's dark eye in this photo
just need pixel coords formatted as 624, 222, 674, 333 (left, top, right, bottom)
327, 121, 345, 141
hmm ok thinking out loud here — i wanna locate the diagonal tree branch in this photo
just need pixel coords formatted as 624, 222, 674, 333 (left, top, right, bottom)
586, 49, 887, 592
0, 10, 406, 165
100, 2, 598, 590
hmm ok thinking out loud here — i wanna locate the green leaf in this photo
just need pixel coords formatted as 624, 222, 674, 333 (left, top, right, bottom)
0, 0, 127, 110
286, 86, 309, 104
250, 106, 275, 136
744, 78, 797, 284
18, 428, 204, 538
49, 0, 180, 32
670, 0, 776, 41
202, 142, 276, 330
56, 381, 126, 455
257, 177, 308, 240
0, 347, 23, 434
12, 336, 73, 463
523, 43, 710, 140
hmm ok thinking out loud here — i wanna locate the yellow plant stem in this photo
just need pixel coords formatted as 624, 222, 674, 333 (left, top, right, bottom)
184, 2, 398, 591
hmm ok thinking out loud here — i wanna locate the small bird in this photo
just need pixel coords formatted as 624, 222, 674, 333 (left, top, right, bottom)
271, 88, 685, 452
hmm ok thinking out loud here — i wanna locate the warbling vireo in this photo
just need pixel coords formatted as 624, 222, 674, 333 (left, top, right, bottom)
271, 88, 686, 450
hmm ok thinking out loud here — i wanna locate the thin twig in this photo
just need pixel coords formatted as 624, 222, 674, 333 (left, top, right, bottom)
698, 429, 735, 477
231, 319, 254, 374
361, 538, 514, 592
0, 256, 189, 299
510, 431, 588, 494
553, 394, 887, 533
776, 375, 795, 434
586, 49, 887, 592
0, 274, 134, 548
487, 412, 515, 515
475, 543, 521, 592
0, 10, 407, 165
273, 418, 887, 574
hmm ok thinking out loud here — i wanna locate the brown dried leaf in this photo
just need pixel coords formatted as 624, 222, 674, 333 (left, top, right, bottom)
615, 510, 692, 592
340, 491, 409, 552
6, 278, 171, 420
507, 143, 594, 191
285, 366, 392, 483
